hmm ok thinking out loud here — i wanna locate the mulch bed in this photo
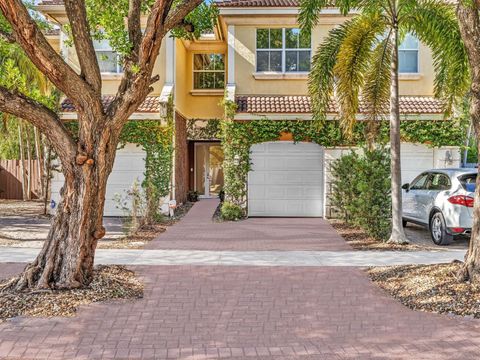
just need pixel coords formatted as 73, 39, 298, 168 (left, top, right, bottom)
0, 265, 143, 323
331, 221, 423, 251
368, 263, 480, 318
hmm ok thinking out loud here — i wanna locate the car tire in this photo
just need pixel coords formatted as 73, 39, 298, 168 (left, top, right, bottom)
429, 212, 453, 246
402, 219, 408, 227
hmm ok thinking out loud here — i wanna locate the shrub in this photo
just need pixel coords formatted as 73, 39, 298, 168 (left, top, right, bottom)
330, 147, 391, 240
220, 201, 244, 221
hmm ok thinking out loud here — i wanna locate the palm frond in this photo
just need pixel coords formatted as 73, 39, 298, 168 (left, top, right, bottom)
362, 36, 392, 144
307, 20, 350, 127
402, 0, 470, 114
334, 13, 386, 137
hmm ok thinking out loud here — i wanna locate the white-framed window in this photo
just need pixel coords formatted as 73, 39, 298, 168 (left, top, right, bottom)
193, 53, 225, 89
93, 39, 123, 74
256, 28, 311, 73
399, 34, 419, 73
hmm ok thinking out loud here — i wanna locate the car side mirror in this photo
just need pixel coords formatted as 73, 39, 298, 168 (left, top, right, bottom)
402, 183, 410, 191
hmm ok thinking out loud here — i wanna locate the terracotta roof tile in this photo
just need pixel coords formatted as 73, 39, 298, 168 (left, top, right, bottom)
38, 0, 64, 5
216, 0, 299, 6
236, 95, 444, 115
61, 96, 161, 113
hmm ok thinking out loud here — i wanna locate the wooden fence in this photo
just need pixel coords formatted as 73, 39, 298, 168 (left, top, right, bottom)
0, 160, 42, 200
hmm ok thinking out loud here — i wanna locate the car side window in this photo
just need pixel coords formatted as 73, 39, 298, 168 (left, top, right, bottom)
427, 173, 451, 191
410, 173, 429, 190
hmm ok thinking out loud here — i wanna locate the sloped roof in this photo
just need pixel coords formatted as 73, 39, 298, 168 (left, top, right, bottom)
61, 96, 161, 113
37, 0, 64, 4
236, 95, 444, 115
216, 0, 300, 7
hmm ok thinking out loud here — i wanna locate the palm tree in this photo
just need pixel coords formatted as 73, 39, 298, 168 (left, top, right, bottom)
299, 0, 469, 243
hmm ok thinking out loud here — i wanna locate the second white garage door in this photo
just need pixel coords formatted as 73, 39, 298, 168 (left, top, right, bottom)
248, 141, 324, 217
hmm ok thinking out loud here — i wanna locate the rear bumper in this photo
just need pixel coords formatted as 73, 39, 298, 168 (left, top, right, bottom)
447, 227, 471, 236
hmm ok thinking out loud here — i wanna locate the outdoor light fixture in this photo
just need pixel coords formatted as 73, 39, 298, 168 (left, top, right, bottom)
233, 154, 240, 166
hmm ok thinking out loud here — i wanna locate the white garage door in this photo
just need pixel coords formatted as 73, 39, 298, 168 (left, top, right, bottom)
248, 141, 324, 217
50, 143, 146, 216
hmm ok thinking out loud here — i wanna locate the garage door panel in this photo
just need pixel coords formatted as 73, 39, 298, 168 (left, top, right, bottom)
248, 142, 324, 217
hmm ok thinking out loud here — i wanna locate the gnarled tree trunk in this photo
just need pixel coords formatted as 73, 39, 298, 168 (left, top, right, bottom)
456, 2, 480, 282
0, 0, 203, 290
14, 124, 118, 290
388, 20, 408, 244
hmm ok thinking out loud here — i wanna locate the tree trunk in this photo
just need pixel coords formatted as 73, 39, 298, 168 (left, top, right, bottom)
456, 3, 480, 282
43, 143, 52, 215
387, 22, 409, 244
25, 125, 32, 200
34, 127, 45, 199
18, 122, 28, 201
12, 129, 118, 290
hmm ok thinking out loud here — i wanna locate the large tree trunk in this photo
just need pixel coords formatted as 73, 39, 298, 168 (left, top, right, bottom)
387, 22, 408, 244
13, 127, 118, 290
456, 3, 480, 282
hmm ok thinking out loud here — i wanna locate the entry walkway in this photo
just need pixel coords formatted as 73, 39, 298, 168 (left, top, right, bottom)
0, 247, 466, 266
1, 263, 480, 359
147, 199, 352, 251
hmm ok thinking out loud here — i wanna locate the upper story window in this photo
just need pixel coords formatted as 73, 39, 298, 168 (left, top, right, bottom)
93, 39, 123, 74
256, 28, 311, 73
193, 54, 225, 89
399, 34, 419, 73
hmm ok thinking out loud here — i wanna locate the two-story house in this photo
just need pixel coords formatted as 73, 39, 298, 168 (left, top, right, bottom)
38, 0, 461, 217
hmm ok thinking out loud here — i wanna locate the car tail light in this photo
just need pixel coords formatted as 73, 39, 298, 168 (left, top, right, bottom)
447, 195, 474, 207
451, 227, 465, 233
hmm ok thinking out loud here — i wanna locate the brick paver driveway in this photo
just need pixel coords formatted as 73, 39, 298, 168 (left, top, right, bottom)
147, 199, 351, 251
1, 200, 480, 359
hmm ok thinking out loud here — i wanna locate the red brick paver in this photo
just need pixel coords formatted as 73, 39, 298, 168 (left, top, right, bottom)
147, 199, 351, 251
1, 263, 480, 359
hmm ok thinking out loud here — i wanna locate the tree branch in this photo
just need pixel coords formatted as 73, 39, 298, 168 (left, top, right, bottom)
0, 86, 76, 172
0, 28, 14, 43
63, 0, 102, 93
0, 0, 98, 109
164, 0, 203, 32
128, 0, 142, 61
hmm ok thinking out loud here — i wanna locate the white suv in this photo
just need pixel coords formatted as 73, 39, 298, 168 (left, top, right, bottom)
402, 168, 476, 245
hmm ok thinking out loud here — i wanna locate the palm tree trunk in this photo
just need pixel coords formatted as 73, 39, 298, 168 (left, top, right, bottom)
456, 3, 480, 282
387, 22, 408, 244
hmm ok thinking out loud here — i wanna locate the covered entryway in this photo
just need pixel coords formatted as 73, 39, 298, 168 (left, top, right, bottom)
248, 141, 324, 217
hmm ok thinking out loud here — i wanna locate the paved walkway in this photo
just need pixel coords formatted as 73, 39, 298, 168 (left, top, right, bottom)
0, 200, 477, 359
0, 247, 467, 266
1, 263, 480, 359
147, 199, 352, 251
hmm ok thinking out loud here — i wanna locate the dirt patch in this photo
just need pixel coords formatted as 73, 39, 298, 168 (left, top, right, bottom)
331, 221, 424, 251
0, 199, 46, 218
367, 263, 480, 318
97, 202, 194, 249
0, 265, 143, 323
97, 224, 167, 249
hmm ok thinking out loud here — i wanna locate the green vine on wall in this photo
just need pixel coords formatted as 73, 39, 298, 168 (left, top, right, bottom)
65, 96, 174, 221
218, 107, 468, 216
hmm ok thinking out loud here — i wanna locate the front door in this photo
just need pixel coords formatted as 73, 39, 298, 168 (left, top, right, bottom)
194, 143, 224, 198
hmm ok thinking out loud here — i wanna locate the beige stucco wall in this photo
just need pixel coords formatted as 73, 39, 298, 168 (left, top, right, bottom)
229, 15, 435, 96
64, 37, 167, 96
174, 39, 225, 120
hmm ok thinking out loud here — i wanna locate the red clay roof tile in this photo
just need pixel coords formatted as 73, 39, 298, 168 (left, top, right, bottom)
236, 95, 444, 115
60, 96, 161, 113
216, 0, 300, 7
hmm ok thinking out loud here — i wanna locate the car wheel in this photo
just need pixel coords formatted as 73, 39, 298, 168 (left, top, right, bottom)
402, 219, 408, 227
429, 212, 453, 246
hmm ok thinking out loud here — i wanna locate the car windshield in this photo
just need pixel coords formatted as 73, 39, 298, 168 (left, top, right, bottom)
459, 174, 477, 192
